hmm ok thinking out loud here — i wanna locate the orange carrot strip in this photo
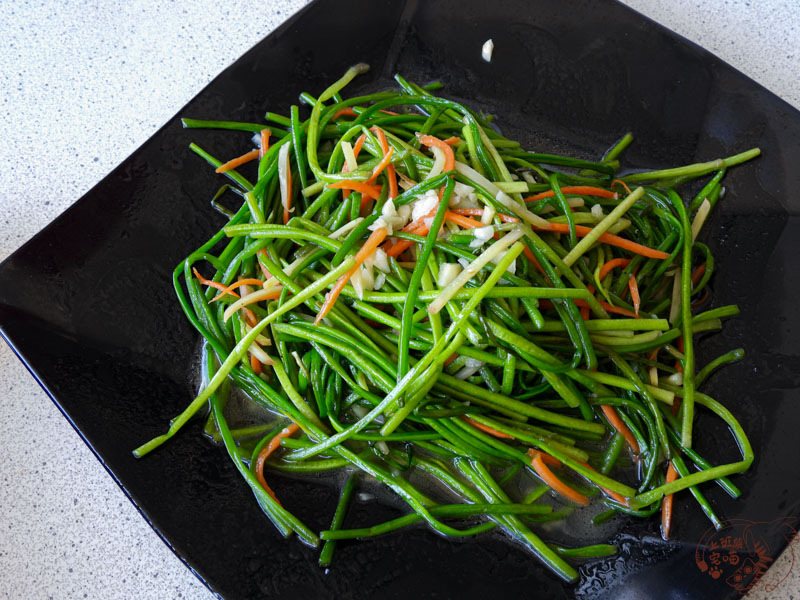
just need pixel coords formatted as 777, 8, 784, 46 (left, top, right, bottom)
598, 257, 632, 281
557, 298, 640, 319
418, 134, 455, 173
383, 218, 434, 257
382, 204, 440, 257
691, 286, 710, 308
576, 459, 630, 505
366, 146, 395, 183
539, 297, 639, 318
526, 448, 562, 468
534, 223, 669, 259
593, 300, 638, 318
520, 247, 545, 275
315, 227, 388, 324
442, 136, 461, 146
250, 353, 263, 375
451, 208, 519, 223
443, 353, 458, 367
211, 278, 266, 302
256, 249, 273, 280
327, 180, 384, 200
691, 263, 706, 286
628, 274, 641, 316
379, 109, 399, 115
462, 417, 515, 439
193, 267, 235, 296
523, 186, 618, 203
528, 450, 589, 505
216, 149, 259, 174
332, 107, 357, 120
255, 423, 300, 503
385, 239, 413, 258
352, 133, 367, 156
259, 129, 271, 159
600, 405, 640, 454
612, 179, 632, 195
236, 289, 283, 309
370, 127, 398, 199
661, 462, 679, 539
579, 305, 590, 321
445, 211, 484, 229
242, 307, 259, 328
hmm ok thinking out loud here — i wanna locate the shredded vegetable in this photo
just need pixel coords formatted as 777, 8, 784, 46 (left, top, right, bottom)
136, 65, 758, 582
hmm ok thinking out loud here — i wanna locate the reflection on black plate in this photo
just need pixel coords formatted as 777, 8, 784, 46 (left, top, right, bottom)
1, 0, 799, 598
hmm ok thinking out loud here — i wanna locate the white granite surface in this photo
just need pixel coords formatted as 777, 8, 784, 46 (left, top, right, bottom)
0, 1, 798, 599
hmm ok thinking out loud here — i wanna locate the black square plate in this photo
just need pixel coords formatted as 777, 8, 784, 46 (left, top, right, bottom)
2, 0, 799, 598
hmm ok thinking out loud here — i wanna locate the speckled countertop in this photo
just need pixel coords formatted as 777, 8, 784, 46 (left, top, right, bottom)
1, 1, 798, 599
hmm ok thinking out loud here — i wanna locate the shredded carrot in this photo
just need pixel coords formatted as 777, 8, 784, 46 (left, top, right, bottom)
259, 129, 271, 159
255, 423, 301, 503
193, 267, 234, 296
523, 186, 618, 203
382, 203, 440, 258
250, 353, 263, 374
234, 289, 284, 309
256, 249, 273, 280
370, 127, 398, 199
528, 450, 589, 505
600, 405, 640, 454
691, 263, 706, 286
385, 238, 414, 258
366, 146, 394, 183
450, 208, 519, 223
211, 278, 265, 302
675, 336, 685, 374
576, 459, 630, 505
661, 462, 679, 539
540, 297, 639, 318
284, 149, 292, 224
533, 223, 670, 259
598, 257, 632, 281
327, 180, 384, 199
216, 149, 259, 174
445, 211, 484, 230
579, 305, 590, 321
332, 107, 357, 120
442, 136, 461, 146
593, 300, 638, 318
612, 179, 632, 195
691, 286, 710, 308
526, 448, 561, 468
379, 109, 400, 116
418, 134, 455, 174
462, 417, 514, 439
628, 274, 641, 316
242, 307, 259, 328
352, 133, 367, 156
315, 227, 388, 324
522, 246, 546, 275
443, 352, 458, 367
